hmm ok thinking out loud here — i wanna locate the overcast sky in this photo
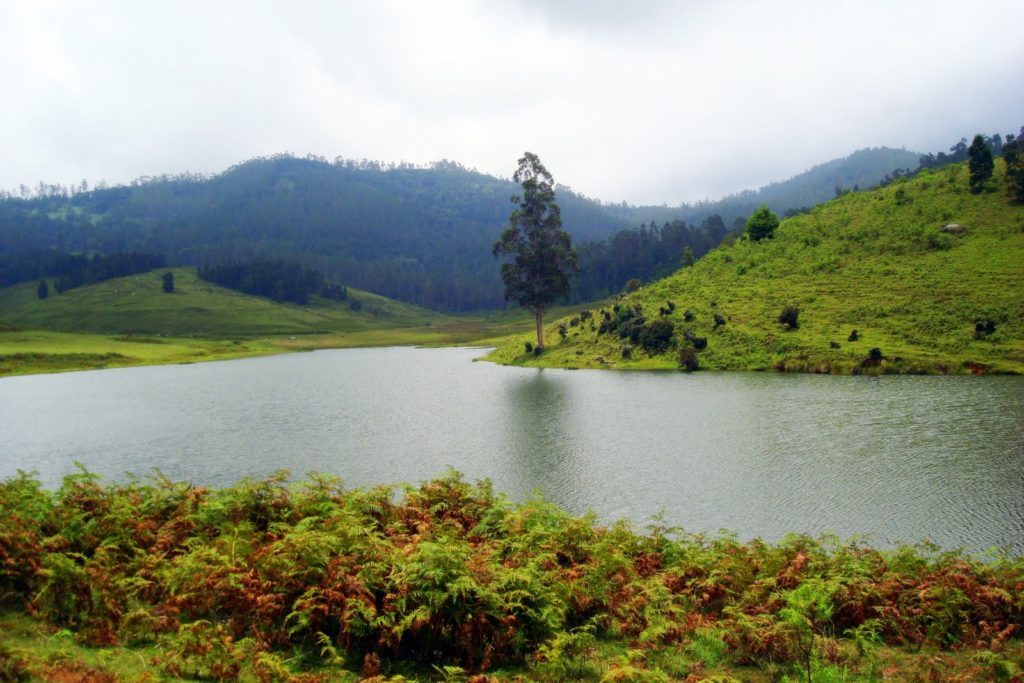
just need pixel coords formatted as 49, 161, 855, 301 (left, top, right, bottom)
2, 1, 1022, 205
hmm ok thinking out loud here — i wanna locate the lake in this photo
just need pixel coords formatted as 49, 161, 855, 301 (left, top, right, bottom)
1, 346, 1022, 553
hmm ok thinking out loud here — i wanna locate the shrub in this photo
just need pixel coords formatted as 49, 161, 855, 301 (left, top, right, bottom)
638, 319, 675, 354
778, 305, 800, 330
626, 278, 641, 292
677, 347, 700, 372
829, 341, 840, 349
847, 329, 859, 342
558, 323, 568, 339
621, 346, 632, 359
868, 347, 883, 361
620, 319, 645, 345
713, 313, 726, 329
524, 341, 533, 353
973, 318, 996, 338
692, 336, 708, 351
683, 309, 695, 322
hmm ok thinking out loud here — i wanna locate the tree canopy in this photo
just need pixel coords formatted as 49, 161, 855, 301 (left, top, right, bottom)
968, 134, 994, 193
493, 152, 578, 348
746, 205, 779, 241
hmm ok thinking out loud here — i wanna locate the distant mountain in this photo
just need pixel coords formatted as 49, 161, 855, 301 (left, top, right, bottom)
608, 146, 923, 227
0, 147, 922, 311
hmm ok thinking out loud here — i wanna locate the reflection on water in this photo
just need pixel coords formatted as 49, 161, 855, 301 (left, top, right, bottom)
1, 347, 1022, 553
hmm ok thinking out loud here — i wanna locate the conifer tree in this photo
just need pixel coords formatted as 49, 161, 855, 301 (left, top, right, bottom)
745, 205, 779, 241
968, 134, 994, 193
1003, 133, 1024, 202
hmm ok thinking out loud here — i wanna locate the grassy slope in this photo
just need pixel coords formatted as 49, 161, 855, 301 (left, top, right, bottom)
0, 269, 600, 376
488, 161, 1024, 374
0, 268, 446, 336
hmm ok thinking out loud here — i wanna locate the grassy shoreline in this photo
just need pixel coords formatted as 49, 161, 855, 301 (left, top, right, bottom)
1, 469, 1021, 681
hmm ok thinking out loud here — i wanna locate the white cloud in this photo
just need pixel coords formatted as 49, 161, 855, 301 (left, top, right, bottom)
1, 0, 1021, 204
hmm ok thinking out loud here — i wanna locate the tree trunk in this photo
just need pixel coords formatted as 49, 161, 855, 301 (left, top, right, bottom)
535, 307, 544, 349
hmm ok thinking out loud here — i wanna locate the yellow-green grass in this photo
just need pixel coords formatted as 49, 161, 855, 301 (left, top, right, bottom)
0, 268, 448, 337
488, 160, 1024, 374
0, 269, 608, 375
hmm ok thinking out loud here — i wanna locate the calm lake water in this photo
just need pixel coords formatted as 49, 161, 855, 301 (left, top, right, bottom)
1, 347, 1022, 553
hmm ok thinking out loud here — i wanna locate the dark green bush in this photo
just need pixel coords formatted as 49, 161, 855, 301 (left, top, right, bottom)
778, 305, 800, 330
638, 319, 675, 354
973, 318, 996, 338
678, 347, 700, 372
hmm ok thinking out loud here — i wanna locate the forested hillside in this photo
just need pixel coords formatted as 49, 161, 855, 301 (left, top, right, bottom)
0, 157, 635, 310
0, 147, 927, 311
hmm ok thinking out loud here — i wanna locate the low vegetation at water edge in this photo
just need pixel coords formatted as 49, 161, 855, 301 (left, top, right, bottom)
1, 469, 1022, 681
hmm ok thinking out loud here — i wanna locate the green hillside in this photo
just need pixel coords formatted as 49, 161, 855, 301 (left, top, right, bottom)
0, 268, 447, 337
487, 161, 1024, 374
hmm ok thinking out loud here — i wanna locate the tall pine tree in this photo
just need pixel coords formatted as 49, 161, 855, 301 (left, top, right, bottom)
968, 134, 994, 193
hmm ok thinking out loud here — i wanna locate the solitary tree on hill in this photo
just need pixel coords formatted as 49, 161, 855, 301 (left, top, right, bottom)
968, 134, 994, 193
493, 152, 578, 350
37, 279, 48, 299
746, 205, 779, 241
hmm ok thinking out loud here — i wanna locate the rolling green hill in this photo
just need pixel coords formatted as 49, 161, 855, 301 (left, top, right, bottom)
487, 160, 1024, 374
0, 268, 447, 337
0, 147, 926, 311
0, 268, 601, 376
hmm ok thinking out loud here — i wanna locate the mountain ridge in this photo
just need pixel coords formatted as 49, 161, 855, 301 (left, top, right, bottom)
1, 147, 923, 311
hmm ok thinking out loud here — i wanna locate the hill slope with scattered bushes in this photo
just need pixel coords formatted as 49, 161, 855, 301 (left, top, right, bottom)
488, 160, 1024, 374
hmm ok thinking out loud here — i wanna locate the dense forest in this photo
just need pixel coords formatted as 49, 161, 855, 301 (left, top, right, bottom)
197, 260, 349, 306
0, 158, 632, 310
0, 250, 165, 292
0, 134, 1012, 310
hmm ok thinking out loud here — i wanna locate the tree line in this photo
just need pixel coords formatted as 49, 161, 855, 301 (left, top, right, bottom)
571, 215, 731, 301
3, 250, 166, 293
197, 259, 349, 305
